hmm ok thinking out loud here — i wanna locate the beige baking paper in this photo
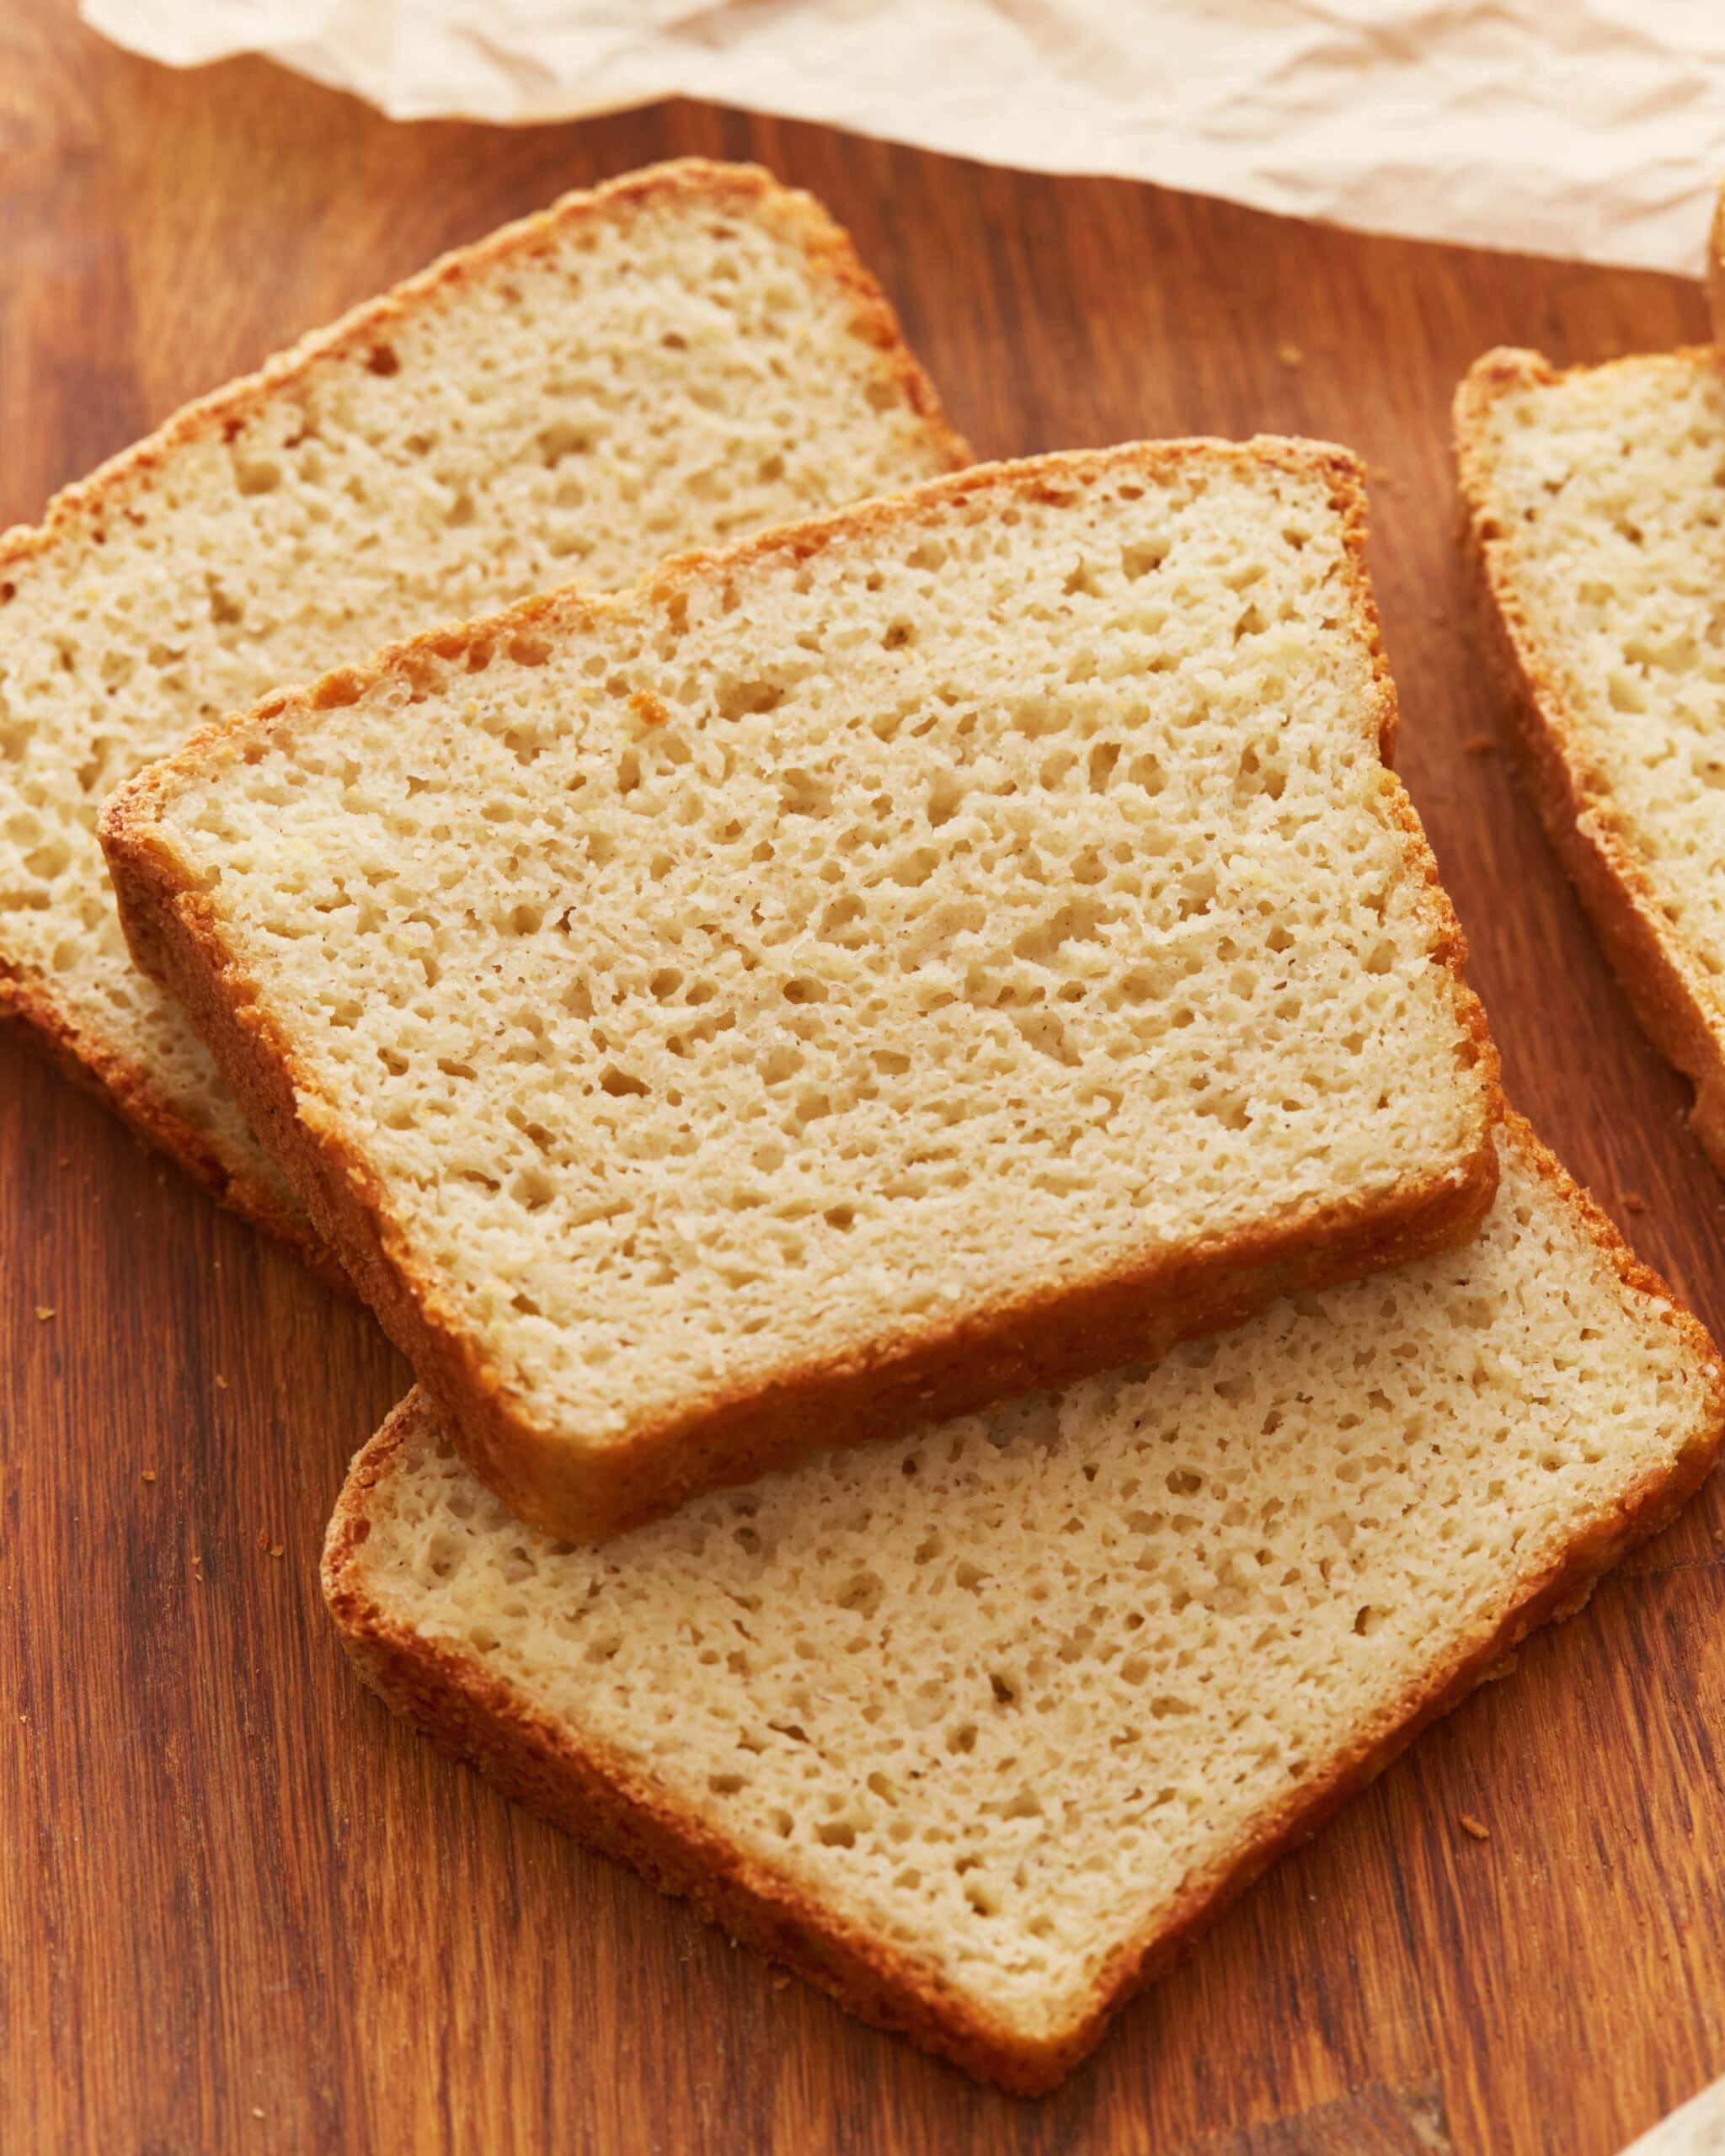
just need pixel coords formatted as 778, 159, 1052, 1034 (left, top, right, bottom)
81, 0, 1725, 275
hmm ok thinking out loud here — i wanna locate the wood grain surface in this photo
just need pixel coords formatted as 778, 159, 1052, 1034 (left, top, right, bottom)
5, 7, 1725, 2152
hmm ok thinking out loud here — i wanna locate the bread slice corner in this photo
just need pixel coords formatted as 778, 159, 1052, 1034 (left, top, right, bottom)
321, 1114, 1722, 2091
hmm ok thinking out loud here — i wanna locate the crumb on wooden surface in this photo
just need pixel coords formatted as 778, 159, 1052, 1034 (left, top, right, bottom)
215, 1374, 228, 1390
1622, 1193, 1648, 1214
1277, 341, 1304, 367
35, 1305, 55, 1321
1463, 735, 1496, 755
141, 1470, 157, 1484
270, 1544, 284, 1560
1459, 1813, 1491, 1842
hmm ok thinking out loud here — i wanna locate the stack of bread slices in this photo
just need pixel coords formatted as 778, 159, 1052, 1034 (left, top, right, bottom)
4, 158, 1720, 2094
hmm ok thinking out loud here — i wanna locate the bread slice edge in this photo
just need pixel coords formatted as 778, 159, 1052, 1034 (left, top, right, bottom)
0, 939, 344, 1280
1706, 181, 1725, 341
1454, 344, 1725, 1171
320, 1113, 1723, 2094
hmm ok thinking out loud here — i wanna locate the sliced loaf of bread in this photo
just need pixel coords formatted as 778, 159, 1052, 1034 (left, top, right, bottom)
1455, 344, 1725, 1170
324, 1118, 1724, 2092
0, 158, 967, 1262
104, 439, 1500, 1539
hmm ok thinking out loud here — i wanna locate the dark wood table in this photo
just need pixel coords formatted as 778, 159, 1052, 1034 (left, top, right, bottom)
6, 6, 1725, 2150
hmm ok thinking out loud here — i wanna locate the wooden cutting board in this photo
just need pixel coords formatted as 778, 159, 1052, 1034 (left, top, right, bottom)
5, 7, 1725, 2151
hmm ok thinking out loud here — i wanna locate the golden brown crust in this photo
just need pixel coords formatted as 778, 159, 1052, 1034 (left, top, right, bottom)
0, 157, 970, 1264
1454, 345, 1725, 1171
0, 956, 348, 1292
105, 435, 1502, 1541
321, 1114, 1724, 2093
1707, 184, 1725, 341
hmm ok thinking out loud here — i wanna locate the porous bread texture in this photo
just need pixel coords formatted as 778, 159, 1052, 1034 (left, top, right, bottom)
0, 157, 967, 1254
324, 1120, 1725, 2092
105, 439, 1499, 1540
1455, 345, 1725, 1170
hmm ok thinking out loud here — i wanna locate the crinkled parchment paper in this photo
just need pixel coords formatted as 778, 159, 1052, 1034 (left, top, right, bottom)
81, 0, 1725, 274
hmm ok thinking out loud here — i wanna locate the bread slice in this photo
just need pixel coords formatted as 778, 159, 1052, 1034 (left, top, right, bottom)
0, 159, 968, 1264
1455, 344, 1725, 1170
323, 1116, 1724, 2092
104, 438, 1499, 1539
